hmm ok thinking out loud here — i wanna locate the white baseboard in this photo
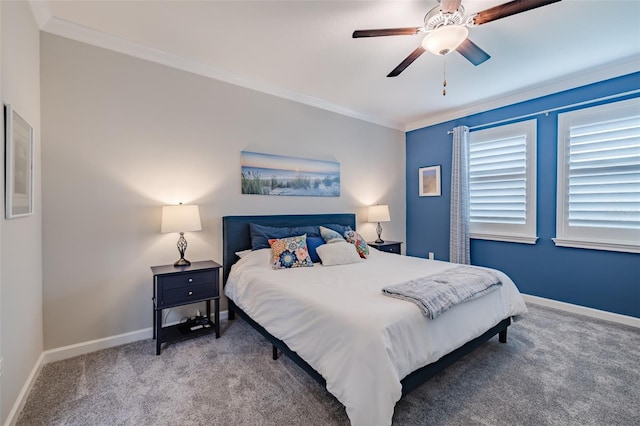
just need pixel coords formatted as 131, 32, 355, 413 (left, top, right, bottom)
522, 294, 640, 328
43, 310, 230, 363
42, 327, 154, 364
4, 352, 45, 426
5, 310, 229, 425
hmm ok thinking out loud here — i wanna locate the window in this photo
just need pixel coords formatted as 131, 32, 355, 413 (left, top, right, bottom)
555, 98, 640, 253
469, 119, 537, 243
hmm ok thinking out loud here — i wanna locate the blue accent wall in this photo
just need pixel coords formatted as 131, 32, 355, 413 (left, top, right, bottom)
406, 72, 640, 318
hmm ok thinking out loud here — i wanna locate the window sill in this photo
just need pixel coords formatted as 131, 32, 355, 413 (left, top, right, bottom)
470, 233, 538, 244
552, 238, 640, 254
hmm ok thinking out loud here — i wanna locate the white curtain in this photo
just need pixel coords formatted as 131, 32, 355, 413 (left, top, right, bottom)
449, 125, 470, 264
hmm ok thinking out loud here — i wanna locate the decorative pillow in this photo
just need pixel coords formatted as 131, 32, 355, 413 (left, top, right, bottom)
321, 224, 352, 235
344, 229, 369, 259
235, 249, 253, 259
316, 241, 363, 266
306, 236, 325, 263
319, 226, 345, 244
268, 234, 314, 269
250, 223, 320, 250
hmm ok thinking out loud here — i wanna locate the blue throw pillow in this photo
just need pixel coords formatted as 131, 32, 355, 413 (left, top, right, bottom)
249, 223, 321, 250
322, 223, 352, 235
306, 236, 325, 263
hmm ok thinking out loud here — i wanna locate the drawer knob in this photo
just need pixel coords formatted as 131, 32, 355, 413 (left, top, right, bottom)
188, 291, 193, 296
188, 278, 193, 283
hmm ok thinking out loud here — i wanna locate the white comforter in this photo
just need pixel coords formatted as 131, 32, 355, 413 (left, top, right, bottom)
225, 248, 527, 426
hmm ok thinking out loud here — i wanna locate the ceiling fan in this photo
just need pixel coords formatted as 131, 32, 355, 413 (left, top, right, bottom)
353, 0, 562, 77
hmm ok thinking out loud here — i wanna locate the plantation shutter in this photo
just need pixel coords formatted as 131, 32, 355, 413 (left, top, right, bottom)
467, 119, 537, 243
469, 134, 528, 225
555, 97, 640, 253
566, 114, 640, 230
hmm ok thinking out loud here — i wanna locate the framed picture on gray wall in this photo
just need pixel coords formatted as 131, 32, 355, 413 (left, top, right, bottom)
5, 104, 34, 218
419, 165, 441, 197
241, 151, 340, 197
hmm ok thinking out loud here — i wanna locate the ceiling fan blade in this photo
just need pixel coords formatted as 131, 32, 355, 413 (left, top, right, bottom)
387, 47, 426, 77
440, 0, 463, 14
473, 0, 562, 26
353, 27, 421, 38
456, 38, 491, 66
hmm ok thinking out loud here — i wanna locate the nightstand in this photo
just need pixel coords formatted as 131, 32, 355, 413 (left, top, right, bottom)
368, 240, 402, 255
151, 260, 221, 355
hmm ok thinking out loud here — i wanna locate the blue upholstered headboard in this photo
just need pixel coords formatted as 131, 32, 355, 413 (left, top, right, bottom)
222, 213, 356, 284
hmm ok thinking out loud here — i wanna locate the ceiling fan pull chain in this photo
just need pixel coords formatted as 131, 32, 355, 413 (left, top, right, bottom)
442, 56, 447, 96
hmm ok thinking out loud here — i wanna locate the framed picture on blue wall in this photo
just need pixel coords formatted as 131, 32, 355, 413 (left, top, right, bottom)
419, 165, 441, 197
4, 104, 34, 218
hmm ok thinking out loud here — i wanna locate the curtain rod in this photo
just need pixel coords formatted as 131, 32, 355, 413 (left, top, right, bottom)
446, 89, 640, 135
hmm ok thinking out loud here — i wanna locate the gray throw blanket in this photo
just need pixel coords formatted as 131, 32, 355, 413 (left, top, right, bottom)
382, 266, 502, 319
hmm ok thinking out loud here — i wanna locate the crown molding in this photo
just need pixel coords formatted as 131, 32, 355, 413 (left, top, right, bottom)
39, 16, 405, 131
406, 56, 640, 131
29, 1, 639, 134
27, 0, 52, 29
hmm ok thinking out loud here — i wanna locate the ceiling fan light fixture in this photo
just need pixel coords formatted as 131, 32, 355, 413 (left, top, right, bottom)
421, 25, 469, 56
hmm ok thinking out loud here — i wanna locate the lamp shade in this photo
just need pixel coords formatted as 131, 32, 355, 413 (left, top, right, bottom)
368, 205, 390, 223
161, 204, 202, 233
421, 25, 469, 56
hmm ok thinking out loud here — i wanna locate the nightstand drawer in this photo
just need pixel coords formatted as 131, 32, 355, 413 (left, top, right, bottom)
383, 244, 401, 254
162, 283, 217, 306
161, 270, 215, 290
367, 240, 402, 255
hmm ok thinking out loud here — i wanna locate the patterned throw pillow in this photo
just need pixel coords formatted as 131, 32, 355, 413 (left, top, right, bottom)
344, 229, 369, 259
268, 234, 314, 269
319, 226, 345, 244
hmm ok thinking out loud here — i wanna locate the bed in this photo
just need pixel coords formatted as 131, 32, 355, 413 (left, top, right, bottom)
222, 213, 527, 425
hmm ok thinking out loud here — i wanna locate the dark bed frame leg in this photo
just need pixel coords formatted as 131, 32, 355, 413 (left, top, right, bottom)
499, 328, 507, 343
228, 300, 236, 321
272, 345, 279, 360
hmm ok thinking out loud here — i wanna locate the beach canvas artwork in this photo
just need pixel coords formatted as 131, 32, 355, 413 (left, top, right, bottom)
241, 151, 340, 196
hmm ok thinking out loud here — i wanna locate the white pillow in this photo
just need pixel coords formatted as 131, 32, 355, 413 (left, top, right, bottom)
235, 249, 253, 259
234, 248, 271, 269
316, 241, 363, 266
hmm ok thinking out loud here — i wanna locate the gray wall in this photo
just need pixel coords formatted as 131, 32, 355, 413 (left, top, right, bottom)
41, 33, 406, 350
1, 1, 43, 423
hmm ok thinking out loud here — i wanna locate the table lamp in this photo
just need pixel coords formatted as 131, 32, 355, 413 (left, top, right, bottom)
161, 203, 202, 266
368, 204, 390, 243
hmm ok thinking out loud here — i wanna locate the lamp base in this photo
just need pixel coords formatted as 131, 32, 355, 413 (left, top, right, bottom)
174, 232, 191, 267
375, 222, 384, 244
174, 258, 191, 267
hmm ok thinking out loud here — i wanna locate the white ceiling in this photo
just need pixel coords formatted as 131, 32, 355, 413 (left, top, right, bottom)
30, 0, 640, 131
